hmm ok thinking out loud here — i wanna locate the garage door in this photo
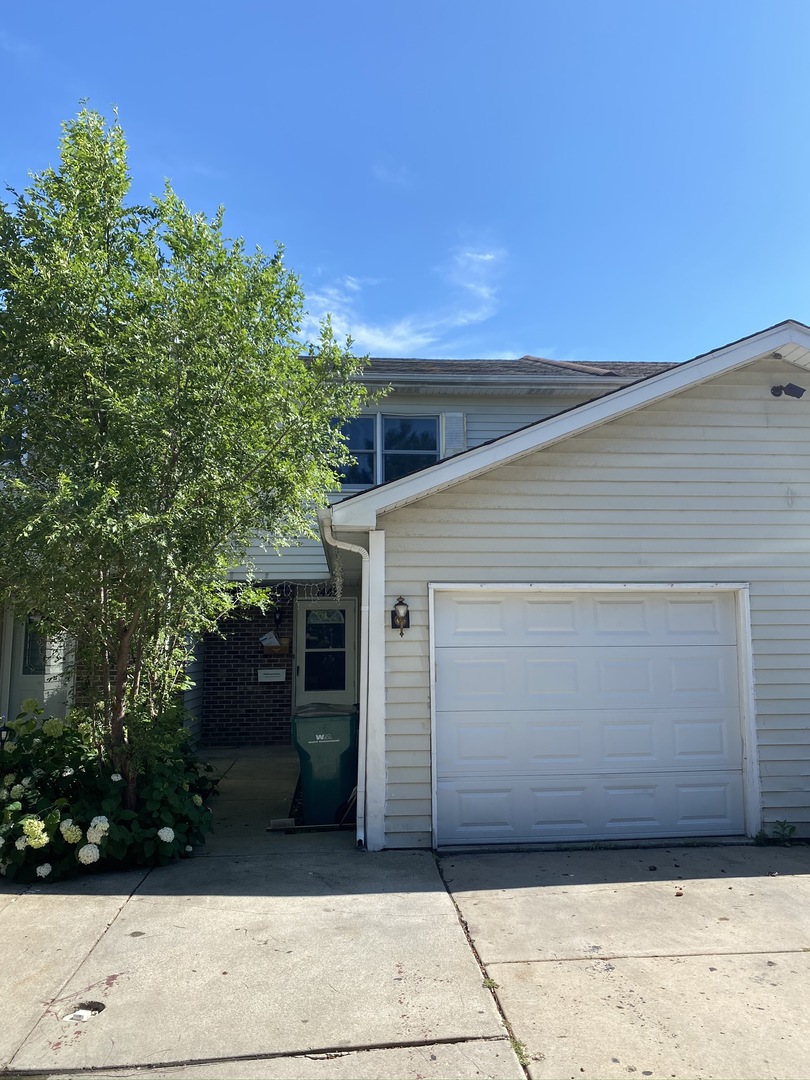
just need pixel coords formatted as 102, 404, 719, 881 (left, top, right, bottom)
434, 589, 746, 845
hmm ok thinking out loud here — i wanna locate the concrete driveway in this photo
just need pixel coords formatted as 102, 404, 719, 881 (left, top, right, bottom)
1, 837, 521, 1079
440, 844, 810, 1080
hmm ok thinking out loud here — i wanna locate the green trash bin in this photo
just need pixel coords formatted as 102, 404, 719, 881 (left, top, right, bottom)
291, 704, 359, 825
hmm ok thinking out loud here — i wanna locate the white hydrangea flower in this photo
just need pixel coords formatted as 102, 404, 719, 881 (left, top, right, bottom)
0, 788, 8, 801
22, 818, 48, 848
157, 826, 175, 843
21, 776, 32, 788
192, 794, 203, 807
10, 784, 24, 800
42, 717, 63, 738
59, 820, 83, 844
77, 843, 100, 865
62, 767, 74, 777
111, 773, 123, 782
36, 863, 52, 878
2, 773, 15, 787
0, 835, 5, 849
86, 816, 110, 844
15, 836, 28, 850
185, 845, 193, 853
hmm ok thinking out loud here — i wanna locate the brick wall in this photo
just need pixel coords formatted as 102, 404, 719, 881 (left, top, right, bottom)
201, 597, 295, 745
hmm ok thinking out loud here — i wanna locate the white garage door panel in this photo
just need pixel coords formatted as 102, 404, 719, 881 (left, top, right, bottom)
436, 646, 740, 712
435, 592, 737, 648
434, 589, 747, 845
438, 771, 745, 843
436, 707, 743, 776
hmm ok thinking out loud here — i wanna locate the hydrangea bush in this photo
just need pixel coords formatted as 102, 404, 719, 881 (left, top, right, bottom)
0, 701, 218, 883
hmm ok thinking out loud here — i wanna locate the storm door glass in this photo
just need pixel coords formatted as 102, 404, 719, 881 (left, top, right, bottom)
304, 608, 346, 692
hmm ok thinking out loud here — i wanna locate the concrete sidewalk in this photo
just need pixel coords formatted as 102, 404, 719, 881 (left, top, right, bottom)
0, 751, 521, 1080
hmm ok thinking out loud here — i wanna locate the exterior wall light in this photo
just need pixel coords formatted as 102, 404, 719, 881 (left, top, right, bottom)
0, 722, 12, 758
391, 597, 410, 636
771, 383, 806, 398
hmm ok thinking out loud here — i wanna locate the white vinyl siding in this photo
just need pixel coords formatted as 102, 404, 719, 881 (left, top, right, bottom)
235, 534, 330, 582
372, 392, 598, 451
378, 358, 810, 846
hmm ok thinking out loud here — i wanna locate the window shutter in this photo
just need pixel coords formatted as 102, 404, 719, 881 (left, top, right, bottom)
441, 412, 466, 458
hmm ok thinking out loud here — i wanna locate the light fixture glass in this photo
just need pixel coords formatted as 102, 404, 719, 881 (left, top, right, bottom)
391, 597, 410, 636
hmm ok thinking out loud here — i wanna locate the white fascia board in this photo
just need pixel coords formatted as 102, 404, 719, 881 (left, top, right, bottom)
331, 322, 810, 529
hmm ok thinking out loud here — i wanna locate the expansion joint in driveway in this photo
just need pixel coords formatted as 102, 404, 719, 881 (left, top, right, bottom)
493, 946, 810, 964
434, 855, 532, 1079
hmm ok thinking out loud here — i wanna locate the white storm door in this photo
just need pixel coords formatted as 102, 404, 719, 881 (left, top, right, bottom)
294, 599, 357, 708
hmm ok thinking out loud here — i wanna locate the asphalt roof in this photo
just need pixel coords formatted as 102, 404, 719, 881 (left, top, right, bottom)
362, 356, 676, 380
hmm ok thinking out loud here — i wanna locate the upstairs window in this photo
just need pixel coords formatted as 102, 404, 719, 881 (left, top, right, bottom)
342, 416, 376, 486
341, 414, 445, 487
382, 416, 438, 482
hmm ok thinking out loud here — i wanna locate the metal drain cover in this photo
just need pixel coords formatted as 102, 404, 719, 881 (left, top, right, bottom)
63, 1001, 106, 1022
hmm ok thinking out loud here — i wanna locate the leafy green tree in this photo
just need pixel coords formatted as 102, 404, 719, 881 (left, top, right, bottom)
0, 109, 367, 802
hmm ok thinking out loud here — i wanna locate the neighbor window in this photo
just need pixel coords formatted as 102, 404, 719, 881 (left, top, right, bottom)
341, 414, 440, 486
22, 622, 46, 676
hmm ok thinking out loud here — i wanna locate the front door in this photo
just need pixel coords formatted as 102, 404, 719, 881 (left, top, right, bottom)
294, 599, 358, 709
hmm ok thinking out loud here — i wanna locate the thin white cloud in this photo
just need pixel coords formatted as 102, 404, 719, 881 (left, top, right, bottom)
0, 31, 37, 59
303, 245, 506, 355
372, 161, 413, 188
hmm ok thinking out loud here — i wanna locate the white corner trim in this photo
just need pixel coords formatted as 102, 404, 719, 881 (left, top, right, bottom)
0, 607, 14, 722
331, 323, 810, 528
365, 530, 387, 851
428, 584, 439, 850
735, 587, 762, 837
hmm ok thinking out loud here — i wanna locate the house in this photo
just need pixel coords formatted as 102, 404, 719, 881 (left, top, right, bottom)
6, 320, 810, 856
318, 320, 810, 850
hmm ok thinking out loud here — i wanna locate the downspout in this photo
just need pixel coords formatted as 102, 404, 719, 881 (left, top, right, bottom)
318, 510, 370, 849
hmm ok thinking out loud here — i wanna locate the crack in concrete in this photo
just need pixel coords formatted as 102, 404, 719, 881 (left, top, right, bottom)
0, 1034, 512, 1075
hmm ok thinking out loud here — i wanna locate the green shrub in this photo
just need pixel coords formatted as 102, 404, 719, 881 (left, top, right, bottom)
0, 701, 218, 883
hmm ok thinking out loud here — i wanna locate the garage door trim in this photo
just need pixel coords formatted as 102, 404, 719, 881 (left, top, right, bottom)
428, 582, 760, 848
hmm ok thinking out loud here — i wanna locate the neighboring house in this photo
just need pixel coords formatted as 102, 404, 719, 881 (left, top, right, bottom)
0, 614, 69, 725
320, 320, 810, 850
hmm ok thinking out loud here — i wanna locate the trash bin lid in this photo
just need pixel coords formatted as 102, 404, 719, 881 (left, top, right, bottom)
292, 702, 359, 718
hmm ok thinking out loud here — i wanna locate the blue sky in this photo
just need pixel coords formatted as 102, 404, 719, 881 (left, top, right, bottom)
2, 1, 809, 364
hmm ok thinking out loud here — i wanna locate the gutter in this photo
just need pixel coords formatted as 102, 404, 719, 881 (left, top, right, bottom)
318, 509, 370, 850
